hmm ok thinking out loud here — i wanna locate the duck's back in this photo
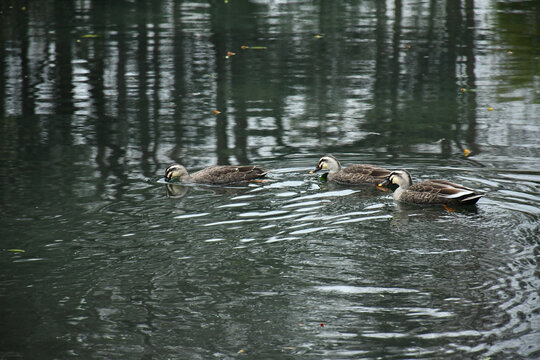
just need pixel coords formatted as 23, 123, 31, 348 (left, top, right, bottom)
330, 164, 391, 185
190, 165, 268, 184
402, 180, 483, 205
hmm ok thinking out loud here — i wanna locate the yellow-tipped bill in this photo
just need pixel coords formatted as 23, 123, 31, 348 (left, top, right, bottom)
378, 178, 390, 187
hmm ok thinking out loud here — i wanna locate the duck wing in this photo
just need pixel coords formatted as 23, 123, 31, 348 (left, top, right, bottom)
404, 180, 484, 205
191, 165, 268, 184
334, 164, 391, 184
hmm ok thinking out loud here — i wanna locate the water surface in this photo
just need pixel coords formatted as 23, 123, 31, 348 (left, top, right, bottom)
1, 0, 539, 359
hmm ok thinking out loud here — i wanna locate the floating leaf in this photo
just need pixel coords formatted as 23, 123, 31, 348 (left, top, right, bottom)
8, 249, 25, 253
464, 149, 471, 157
241, 45, 267, 50
406, 43, 411, 49
443, 205, 456, 212
488, 106, 493, 111
314, 34, 325, 39
320, 323, 325, 327
284, 347, 295, 350
237, 349, 245, 354
507, 50, 513, 55
81, 34, 99, 38
213, 110, 221, 115
460, 87, 467, 93
227, 51, 236, 57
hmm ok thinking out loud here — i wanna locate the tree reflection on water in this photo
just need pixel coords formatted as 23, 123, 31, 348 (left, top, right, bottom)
0, 0, 537, 183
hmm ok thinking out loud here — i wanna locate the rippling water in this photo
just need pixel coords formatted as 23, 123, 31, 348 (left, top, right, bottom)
1, 0, 539, 359
4, 158, 538, 358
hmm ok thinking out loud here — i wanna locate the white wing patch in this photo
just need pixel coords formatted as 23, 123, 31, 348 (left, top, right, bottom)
441, 190, 475, 199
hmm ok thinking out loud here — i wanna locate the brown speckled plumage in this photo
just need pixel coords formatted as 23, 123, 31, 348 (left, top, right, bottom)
311, 155, 391, 185
165, 164, 268, 184
380, 170, 484, 206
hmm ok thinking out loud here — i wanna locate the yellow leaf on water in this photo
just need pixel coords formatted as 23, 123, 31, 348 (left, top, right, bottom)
82, 34, 99, 38
8, 249, 25, 253
213, 110, 221, 115
237, 349, 245, 354
488, 106, 493, 111
464, 149, 471, 157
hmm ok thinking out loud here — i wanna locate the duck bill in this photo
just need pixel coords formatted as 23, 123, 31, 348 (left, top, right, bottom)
378, 178, 390, 187
309, 166, 322, 174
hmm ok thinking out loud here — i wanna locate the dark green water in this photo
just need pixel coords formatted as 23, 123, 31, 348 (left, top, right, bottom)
1, 0, 539, 359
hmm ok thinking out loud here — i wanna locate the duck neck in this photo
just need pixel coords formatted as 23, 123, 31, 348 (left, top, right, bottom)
329, 159, 341, 173
181, 175, 193, 183
393, 173, 412, 200
393, 186, 406, 200
177, 167, 192, 183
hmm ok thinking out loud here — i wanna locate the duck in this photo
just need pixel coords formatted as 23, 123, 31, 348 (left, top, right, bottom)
165, 163, 269, 185
378, 169, 484, 205
309, 155, 392, 185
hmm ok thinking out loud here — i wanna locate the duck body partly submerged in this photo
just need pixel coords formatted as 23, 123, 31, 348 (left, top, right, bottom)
310, 155, 391, 185
379, 170, 484, 206
165, 164, 268, 185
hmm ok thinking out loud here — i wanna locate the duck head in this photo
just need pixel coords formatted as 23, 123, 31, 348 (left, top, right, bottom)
378, 170, 412, 189
165, 164, 190, 182
309, 155, 342, 174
